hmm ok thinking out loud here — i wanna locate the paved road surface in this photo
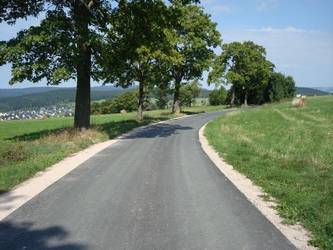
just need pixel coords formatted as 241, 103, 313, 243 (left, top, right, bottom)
0, 111, 295, 250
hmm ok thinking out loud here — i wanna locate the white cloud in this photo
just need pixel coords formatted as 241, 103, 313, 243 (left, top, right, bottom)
247, 26, 309, 33
256, 0, 279, 11
222, 27, 333, 87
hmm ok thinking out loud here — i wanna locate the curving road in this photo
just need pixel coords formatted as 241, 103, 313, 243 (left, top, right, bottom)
0, 111, 295, 250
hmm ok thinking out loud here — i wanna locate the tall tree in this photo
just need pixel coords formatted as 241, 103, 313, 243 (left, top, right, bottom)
0, 0, 112, 129
100, 0, 174, 120
209, 41, 274, 106
166, 1, 221, 114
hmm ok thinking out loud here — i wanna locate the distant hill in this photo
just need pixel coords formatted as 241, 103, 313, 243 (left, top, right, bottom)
296, 87, 329, 96
0, 87, 59, 99
312, 87, 333, 93
0, 86, 212, 112
0, 86, 132, 112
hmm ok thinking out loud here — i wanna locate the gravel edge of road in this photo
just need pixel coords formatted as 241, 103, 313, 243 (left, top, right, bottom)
199, 122, 317, 250
0, 114, 190, 221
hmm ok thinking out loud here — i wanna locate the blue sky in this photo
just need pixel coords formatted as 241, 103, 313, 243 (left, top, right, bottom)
0, 0, 333, 89
202, 0, 333, 88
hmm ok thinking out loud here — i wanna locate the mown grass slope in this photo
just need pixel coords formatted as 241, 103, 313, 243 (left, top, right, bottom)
205, 96, 333, 249
0, 105, 225, 192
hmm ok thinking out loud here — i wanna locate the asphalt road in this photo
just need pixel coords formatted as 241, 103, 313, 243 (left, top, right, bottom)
0, 111, 296, 250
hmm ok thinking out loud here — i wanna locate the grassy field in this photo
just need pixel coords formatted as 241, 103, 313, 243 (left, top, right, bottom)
205, 96, 333, 249
0, 105, 225, 193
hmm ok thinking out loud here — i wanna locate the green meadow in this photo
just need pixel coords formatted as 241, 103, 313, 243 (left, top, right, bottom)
205, 96, 333, 249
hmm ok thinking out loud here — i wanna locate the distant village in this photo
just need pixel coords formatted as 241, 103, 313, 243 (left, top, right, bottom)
0, 106, 73, 121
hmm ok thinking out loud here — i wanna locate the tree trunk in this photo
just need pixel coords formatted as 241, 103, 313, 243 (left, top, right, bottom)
230, 86, 235, 106
244, 91, 248, 107
172, 80, 181, 114
74, 0, 91, 129
137, 81, 144, 121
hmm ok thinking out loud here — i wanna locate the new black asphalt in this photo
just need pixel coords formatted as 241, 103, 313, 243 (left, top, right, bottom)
0, 111, 296, 250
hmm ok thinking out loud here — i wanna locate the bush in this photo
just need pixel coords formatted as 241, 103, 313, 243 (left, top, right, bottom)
111, 91, 138, 112
180, 80, 201, 107
209, 87, 227, 105
91, 91, 138, 114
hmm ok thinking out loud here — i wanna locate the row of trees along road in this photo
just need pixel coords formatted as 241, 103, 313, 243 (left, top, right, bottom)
208, 41, 296, 106
0, 1, 295, 129
0, 0, 218, 129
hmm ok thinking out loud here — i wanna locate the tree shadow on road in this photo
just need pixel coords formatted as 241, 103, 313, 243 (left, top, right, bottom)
6, 116, 172, 142
181, 111, 205, 115
121, 123, 193, 139
0, 221, 88, 249
96, 117, 169, 139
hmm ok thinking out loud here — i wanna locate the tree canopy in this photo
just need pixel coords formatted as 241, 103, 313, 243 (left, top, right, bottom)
0, 0, 113, 128
209, 41, 274, 106
165, 2, 221, 113
99, 0, 210, 119
99, 0, 176, 120
0, 0, 202, 125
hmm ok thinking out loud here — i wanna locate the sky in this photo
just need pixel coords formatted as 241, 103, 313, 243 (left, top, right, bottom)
0, 0, 333, 89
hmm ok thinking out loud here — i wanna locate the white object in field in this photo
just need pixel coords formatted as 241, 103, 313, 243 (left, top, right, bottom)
292, 95, 306, 107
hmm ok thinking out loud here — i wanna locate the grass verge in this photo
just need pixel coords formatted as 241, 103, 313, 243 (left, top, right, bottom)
205, 96, 333, 249
0, 105, 225, 192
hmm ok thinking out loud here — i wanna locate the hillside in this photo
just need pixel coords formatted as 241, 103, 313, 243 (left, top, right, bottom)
313, 87, 333, 93
0, 86, 131, 112
296, 87, 329, 96
0, 86, 212, 112
0, 87, 59, 99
